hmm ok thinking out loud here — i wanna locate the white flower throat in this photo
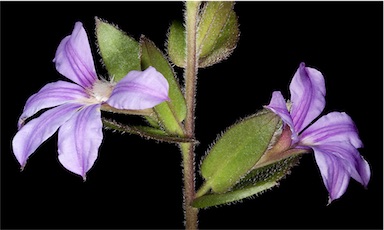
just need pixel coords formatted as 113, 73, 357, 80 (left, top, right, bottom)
91, 80, 115, 102
81, 80, 115, 105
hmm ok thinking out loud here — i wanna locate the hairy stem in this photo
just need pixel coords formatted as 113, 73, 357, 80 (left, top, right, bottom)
182, 1, 200, 229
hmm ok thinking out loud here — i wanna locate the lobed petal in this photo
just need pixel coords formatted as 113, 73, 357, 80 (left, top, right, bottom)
355, 155, 371, 187
53, 22, 97, 88
12, 103, 82, 168
107, 66, 170, 110
290, 62, 326, 133
18, 81, 88, 129
58, 104, 103, 180
313, 148, 350, 203
264, 91, 298, 141
300, 112, 363, 148
312, 142, 370, 203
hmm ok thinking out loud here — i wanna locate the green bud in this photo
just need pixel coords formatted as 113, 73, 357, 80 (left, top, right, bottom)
197, 1, 239, 67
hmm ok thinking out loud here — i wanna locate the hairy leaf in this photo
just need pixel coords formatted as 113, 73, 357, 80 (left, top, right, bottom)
140, 36, 186, 135
197, 1, 239, 67
193, 156, 300, 208
167, 20, 186, 68
201, 109, 280, 193
96, 18, 140, 82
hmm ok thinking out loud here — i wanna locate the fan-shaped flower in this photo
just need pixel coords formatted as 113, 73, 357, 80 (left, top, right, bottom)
264, 62, 370, 203
12, 22, 169, 180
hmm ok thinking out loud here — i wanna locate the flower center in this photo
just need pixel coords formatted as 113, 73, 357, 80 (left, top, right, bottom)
90, 80, 115, 103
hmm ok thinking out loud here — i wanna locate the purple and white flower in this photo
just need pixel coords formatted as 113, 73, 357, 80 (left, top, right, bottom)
12, 22, 169, 180
265, 62, 370, 203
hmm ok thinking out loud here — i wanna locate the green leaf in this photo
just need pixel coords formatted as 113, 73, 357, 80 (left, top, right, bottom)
96, 18, 141, 82
201, 109, 281, 193
193, 182, 277, 209
193, 156, 300, 209
197, 1, 233, 57
233, 156, 300, 190
102, 118, 194, 144
167, 20, 186, 68
145, 115, 161, 129
197, 1, 239, 67
140, 36, 186, 136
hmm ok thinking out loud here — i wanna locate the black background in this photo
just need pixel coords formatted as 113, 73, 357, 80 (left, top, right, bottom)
1, 1, 383, 229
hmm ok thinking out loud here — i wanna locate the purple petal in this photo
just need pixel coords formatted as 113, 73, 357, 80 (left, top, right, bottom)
300, 112, 363, 149
58, 104, 103, 180
12, 103, 82, 168
312, 142, 371, 203
354, 155, 371, 188
53, 22, 97, 88
264, 91, 298, 141
313, 147, 351, 203
107, 66, 170, 110
290, 62, 326, 133
18, 81, 88, 129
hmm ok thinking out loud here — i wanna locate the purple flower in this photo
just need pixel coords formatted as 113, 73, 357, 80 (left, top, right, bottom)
264, 62, 370, 203
12, 22, 169, 180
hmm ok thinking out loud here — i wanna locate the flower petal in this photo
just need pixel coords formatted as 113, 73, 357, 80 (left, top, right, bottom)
53, 22, 97, 88
264, 91, 298, 141
354, 155, 371, 188
57, 104, 103, 180
313, 147, 351, 203
300, 112, 363, 148
18, 81, 88, 129
289, 62, 326, 133
12, 103, 82, 168
312, 142, 371, 203
107, 66, 170, 110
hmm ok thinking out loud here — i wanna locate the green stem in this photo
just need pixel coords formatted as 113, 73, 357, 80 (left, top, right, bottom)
182, 1, 200, 229
180, 142, 198, 229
